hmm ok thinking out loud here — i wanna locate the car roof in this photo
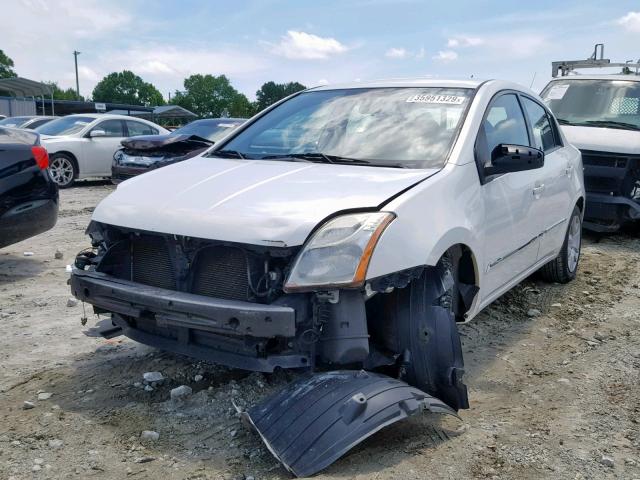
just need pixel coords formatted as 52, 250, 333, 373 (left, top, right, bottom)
309, 78, 485, 91
63, 113, 158, 121
190, 118, 246, 124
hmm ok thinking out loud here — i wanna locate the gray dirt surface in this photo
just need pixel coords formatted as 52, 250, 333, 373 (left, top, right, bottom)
1, 182, 639, 480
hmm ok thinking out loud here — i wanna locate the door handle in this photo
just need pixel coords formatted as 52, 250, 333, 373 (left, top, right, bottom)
533, 184, 545, 198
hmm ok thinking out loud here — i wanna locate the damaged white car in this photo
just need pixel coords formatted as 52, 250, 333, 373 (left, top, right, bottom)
71, 79, 584, 477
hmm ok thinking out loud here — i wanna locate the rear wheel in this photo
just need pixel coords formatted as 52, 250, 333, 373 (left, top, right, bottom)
540, 206, 582, 283
49, 153, 77, 188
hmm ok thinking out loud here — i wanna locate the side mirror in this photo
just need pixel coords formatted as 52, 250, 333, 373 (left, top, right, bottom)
89, 129, 106, 138
484, 144, 544, 176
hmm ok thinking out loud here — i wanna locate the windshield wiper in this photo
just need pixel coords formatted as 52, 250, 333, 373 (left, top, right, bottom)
260, 152, 405, 168
210, 149, 245, 159
555, 118, 573, 125
582, 120, 640, 131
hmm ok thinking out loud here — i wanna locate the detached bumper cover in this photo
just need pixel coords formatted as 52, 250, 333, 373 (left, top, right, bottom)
245, 370, 459, 477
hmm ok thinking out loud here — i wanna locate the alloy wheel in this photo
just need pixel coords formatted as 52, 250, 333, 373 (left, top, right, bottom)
49, 157, 75, 187
567, 214, 581, 273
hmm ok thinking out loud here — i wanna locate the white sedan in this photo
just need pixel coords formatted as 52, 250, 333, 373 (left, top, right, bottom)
36, 113, 169, 187
71, 79, 584, 476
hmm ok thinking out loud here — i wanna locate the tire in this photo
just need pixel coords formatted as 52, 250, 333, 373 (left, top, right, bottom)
49, 153, 77, 188
540, 205, 582, 283
384, 252, 469, 410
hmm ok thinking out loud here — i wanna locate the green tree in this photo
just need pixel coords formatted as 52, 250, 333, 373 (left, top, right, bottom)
44, 81, 84, 101
173, 74, 253, 118
0, 49, 17, 79
92, 71, 164, 106
255, 81, 306, 112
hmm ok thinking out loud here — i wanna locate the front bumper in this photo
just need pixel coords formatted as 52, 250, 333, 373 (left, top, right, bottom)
70, 269, 311, 372
584, 193, 640, 232
111, 164, 151, 184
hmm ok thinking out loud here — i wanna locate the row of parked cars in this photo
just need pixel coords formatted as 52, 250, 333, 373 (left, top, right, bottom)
2, 64, 640, 476
0, 114, 245, 249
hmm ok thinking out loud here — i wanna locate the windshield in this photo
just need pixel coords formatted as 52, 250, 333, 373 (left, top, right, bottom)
541, 79, 640, 130
35, 116, 95, 136
172, 120, 242, 142
0, 116, 31, 128
217, 87, 472, 168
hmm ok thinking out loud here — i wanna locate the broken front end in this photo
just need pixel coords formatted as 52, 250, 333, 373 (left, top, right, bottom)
71, 220, 469, 476
581, 150, 640, 232
112, 135, 213, 184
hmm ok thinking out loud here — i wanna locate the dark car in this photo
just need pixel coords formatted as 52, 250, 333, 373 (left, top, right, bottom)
111, 118, 245, 183
0, 127, 58, 249
0, 116, 57, 130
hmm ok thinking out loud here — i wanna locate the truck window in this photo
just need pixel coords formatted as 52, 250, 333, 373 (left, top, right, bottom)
541, 79, 640, 131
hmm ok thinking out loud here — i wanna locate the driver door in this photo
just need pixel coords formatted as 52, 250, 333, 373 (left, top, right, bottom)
478, 93, 542, 300
83, 119, 126, 176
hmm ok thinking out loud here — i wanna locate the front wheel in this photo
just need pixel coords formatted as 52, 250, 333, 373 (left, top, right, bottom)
49, 154, 77, 188
540, 205, 582, 283
385, 254, 469, 411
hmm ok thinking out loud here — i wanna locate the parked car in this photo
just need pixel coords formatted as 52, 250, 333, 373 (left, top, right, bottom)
0, 127, 58, 249
70, 79, 584, 477
111, 118, 245, 183
35, 114, 169, 188
0, 116, 56, 130
541, 75, 640, 231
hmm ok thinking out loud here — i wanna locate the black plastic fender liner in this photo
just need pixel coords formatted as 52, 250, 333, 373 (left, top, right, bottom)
244, 370, 459, 477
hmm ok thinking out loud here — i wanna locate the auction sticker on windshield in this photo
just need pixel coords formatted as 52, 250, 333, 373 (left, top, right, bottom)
406, 94, 466, 104
546, 84, 570, 100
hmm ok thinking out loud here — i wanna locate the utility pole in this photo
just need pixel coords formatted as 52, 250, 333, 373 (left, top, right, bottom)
73, 50, 81, 98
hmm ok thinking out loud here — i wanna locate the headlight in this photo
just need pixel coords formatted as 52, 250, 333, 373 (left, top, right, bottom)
113, 150, 124, 165
284, 212, 395, 292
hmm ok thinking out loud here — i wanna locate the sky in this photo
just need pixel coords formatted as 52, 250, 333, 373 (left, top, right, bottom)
3, 0, 640, 101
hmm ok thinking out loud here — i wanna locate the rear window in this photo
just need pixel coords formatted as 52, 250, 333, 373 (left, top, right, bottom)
36, 116, 95, 136
0, 116, 31, 128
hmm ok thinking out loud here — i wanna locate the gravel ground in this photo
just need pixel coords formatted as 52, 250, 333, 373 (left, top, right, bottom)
1, 183, 639, 480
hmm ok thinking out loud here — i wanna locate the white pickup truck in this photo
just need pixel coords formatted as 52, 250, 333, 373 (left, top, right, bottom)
70, 78, 584, 477
541, 75, 640, 232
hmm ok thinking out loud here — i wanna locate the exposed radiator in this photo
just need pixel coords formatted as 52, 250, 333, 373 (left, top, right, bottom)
191, 246, 250, 301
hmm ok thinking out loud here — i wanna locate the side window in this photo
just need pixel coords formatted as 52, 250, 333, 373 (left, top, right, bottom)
93, 120, 124, 137
126, 121, 157, 136
481, 94, 530, 159
522, 97, 556, 152
27, 119, 50, 129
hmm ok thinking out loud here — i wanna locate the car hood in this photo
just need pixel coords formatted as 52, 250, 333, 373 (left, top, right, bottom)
561, 125, 640, 155
93, 156, 437, 246
120, 134, 213, 150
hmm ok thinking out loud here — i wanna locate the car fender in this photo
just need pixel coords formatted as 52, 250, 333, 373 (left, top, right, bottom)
42, 139, 84, 176
367, 161, 484, 283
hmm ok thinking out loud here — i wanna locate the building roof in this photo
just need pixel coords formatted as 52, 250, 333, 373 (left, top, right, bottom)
0, 77, 53, 97
152, 105, 198, 118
